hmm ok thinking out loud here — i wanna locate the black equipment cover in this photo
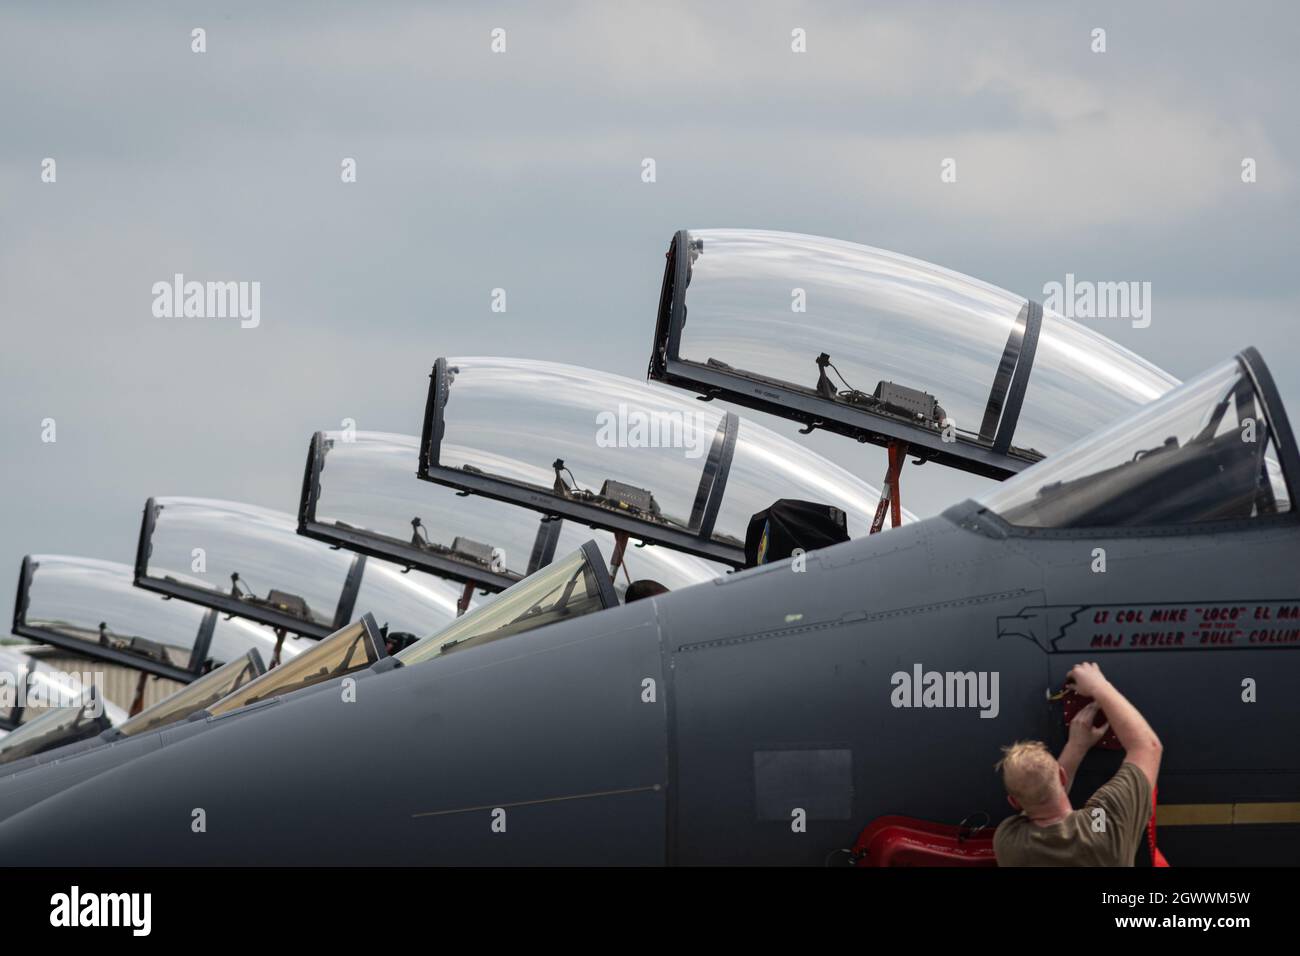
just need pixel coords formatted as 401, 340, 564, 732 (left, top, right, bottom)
744, 499, 849, 567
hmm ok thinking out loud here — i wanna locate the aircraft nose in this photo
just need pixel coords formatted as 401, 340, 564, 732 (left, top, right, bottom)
0, 606, 671, 865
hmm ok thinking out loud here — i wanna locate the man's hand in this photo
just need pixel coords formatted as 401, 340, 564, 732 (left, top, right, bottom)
1068, 701, 1110, 750
1059, 701, 1110, 793
1066, 661, 1110, 699
1066, 661, 1163, 788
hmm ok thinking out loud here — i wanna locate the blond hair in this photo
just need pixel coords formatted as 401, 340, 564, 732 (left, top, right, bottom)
995, 740, 1061, 809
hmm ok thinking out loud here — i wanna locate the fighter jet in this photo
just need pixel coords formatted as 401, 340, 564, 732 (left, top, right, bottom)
0, 370, 887, 809
0, 472, 592, 773
0, 347, 1293, 865
0, 650, 265, 777
2, 556, 291, 778
0, 541, 617, 823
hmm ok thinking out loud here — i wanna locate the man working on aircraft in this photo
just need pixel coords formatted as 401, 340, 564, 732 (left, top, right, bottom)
994, 662, 1162, 866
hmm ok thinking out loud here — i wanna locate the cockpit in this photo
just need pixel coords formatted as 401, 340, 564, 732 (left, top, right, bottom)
649, 229, 1178, 479
194, 543, 629, 720
977, 350, 1295, 529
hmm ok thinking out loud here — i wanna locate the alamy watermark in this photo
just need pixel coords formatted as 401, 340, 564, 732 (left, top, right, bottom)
151, 274, 260, 328
1042, 274, 1151, 329
50, 886, 150, 936
595, 403, 711, 459
890, 663, 1000, 718
0, 669, 105, 717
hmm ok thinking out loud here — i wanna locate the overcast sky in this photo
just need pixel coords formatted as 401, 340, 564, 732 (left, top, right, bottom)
3, 1, 1298, 630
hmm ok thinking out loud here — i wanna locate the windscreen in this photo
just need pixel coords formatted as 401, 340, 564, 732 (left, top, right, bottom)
0, 690, 108, 764
979, 358, 1292, 528
304, 430, 549, 586
17, 555, 287, 679
116, 651, 264, 737
666, 229, 1177, 470
206, 620, 381, 717
398, 545, 611, 666
423, 358, 895, 564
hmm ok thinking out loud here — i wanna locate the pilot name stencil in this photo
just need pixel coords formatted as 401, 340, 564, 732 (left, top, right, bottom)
997, 601, 1300, 653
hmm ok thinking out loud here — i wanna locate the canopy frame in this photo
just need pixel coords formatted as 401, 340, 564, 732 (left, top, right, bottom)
297, 431, 562, 591
647, 229, 1046, 481
135, 497, 359, 640
419, 357, 749, 567
13, 555, 202, 684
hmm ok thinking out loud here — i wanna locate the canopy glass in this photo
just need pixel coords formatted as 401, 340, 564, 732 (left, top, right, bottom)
14, 555, 297, 683
300, 430, 562, 590
420, 358, 897, 566
136, 497, 460, 639
979, 351, 1294, 529
649, 229, 1178, 478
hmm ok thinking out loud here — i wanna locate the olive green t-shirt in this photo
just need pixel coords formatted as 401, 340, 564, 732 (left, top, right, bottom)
994, 763, 1153, 867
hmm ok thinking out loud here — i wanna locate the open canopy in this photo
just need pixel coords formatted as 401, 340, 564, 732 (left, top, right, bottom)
136, 497, 461, 639
977, 348, 1297, 530
13, 555, 299, 683
299, 430, 563, 590
419, 357, 906, 567
648, 229, 1179, 479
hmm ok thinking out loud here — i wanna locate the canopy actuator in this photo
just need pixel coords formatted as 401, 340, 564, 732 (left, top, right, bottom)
869, 441, 909, 535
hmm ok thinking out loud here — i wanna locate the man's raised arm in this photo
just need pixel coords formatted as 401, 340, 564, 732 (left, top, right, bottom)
1066, 662, 1163, 787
